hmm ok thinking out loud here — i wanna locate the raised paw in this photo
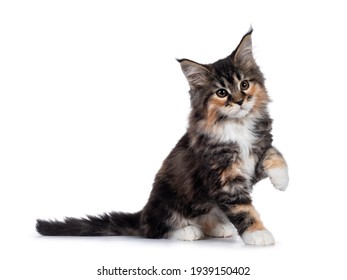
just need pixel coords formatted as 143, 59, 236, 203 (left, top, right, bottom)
241, 229, 275, 245
168, 225, 204, 241
206, 222, 238, 238
267, 167, 289, 191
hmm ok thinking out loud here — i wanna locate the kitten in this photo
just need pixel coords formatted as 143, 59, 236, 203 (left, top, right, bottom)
36, 28, 289, 245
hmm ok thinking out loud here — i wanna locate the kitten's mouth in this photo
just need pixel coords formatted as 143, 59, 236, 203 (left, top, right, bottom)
218, 99, 255, 120
233, 99, 255, 118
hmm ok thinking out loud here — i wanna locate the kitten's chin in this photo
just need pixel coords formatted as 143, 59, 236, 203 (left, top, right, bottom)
224, 108, 251, 120
234, 109, 250, 119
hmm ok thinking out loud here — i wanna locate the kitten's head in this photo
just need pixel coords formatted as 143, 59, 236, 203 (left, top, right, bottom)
179, 28, 269, 127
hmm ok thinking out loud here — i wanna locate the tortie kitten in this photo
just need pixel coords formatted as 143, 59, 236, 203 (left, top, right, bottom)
37, 28, 289, 245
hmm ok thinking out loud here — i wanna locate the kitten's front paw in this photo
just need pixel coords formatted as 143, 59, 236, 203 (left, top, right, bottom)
168, 226, 204, 241
241, 229, 275, 245
267, 167, 289, 191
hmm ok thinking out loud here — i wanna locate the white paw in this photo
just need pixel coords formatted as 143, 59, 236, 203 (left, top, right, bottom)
207, 223, 238, 238
267, 167, 289, 191
168, 226, 204, 241
241, 229, 275, 245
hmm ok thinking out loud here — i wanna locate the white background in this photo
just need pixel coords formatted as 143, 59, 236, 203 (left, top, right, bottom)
1, 0, 346, 279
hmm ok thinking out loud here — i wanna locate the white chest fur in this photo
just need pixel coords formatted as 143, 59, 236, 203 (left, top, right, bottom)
211, 119, 257, 181
211, 119, 256, 157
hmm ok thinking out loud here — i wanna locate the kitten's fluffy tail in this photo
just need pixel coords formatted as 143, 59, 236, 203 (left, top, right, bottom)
36, 211, 142, 236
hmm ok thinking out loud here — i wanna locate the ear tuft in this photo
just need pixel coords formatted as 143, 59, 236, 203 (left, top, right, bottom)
178, 59, 211, 88
232, 28, 255, 68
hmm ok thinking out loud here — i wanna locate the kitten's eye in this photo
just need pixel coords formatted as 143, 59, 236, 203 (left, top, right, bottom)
216, 89, 228, 98
240, 80, 250, 91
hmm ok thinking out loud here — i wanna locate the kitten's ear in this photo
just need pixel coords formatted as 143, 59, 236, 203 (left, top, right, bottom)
177, 59, 211, 88
232, 27, 256, 68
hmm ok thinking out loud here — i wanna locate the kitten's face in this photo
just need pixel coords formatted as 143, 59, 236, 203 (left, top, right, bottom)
179, 29, 269, 126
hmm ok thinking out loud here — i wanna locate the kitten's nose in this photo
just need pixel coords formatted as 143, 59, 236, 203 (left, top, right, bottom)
235, 99, 243, 106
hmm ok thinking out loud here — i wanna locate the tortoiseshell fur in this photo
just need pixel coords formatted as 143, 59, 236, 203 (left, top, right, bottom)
36, 29, 289, 245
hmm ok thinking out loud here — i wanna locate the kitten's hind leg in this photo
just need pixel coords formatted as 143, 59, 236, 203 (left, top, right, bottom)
168, 226, 204, 241
198, 207, 238, 238
166, 212, 204, 241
